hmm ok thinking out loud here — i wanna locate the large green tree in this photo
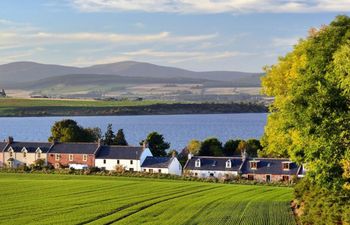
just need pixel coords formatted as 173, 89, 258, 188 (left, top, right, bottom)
198, 137, 223, 156
260, 15, 350, 224
48, 119, 101, 142
103, 124, 115, 145
223, 139, 240, 156
113, 129, 128, 146
142, 132, 170, 157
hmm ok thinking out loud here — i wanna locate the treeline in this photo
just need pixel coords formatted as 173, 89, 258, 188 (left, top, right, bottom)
48, 119, 171, 157
260, 15, 350, 224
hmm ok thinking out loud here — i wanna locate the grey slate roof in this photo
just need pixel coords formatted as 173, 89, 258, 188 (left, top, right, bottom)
141, 156, 172, 168
49, 143, 99, 154
241, 158, 299, 175
5, 142, 52, 153
0, 142, 8, 151
96, 145, 144, 160
184, 156, 243, 171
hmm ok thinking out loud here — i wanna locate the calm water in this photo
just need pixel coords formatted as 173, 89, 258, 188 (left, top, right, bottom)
0, 113, 267, 150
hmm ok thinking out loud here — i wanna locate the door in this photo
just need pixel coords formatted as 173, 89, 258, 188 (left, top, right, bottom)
266, 175, 271, 182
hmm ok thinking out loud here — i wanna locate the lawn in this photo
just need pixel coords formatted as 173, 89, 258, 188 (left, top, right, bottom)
0, 173, 296, 225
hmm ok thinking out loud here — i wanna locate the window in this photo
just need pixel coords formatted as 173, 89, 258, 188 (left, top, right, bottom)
158, 169, 162, 173
117, 160, 120, 164
248, 174, 254, 180
103, 159, 106, 164
149, 169, 153, 173
194, 173, 198, 176
9, 151, 13, 158
55, 163, 60, 169
129, 168, 134, 172
195, 159, 201, 168
8, 161, 13, 167
83, 154, 88, 161
130, 160, 133, 165
209, 173, 214, 177
282, 175, 289, 182
143, 169, 146, 172
69, 154, 73, 161
226, 160, 231, 168
23, 152, 27, 158
250, 161, 258, 170
37, 152, 41, 159
282, 162, 290, 170
55, 154, 61, 161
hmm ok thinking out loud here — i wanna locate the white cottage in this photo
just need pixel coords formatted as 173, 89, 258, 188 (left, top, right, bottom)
183, 155, 243, 179
141, 156, 182, 176
95, 145, 152, 171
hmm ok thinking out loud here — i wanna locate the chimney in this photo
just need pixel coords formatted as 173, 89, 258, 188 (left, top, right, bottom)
143, 140, 149, 149
7, 136, 13, 144
241, 149, 247, 161
98, 138, 103, 147
188, 153, 193, 160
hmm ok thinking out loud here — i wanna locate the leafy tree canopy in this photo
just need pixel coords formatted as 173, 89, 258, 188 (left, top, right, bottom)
113, 129, 128, 146
103, 124, 115, 145
198, 137, 223, 156
223, 139, 241, 156
186, 139, 201, 155
48, 119, 101, 143
142, 132, 170, 157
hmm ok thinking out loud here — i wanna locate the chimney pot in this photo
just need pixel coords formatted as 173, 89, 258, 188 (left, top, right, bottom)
7, 136, 13, 144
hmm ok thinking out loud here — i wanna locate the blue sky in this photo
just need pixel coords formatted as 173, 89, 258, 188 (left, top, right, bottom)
0, 0, 349, 72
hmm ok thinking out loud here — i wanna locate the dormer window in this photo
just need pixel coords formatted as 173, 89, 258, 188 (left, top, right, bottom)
282, 162, 291, 170
250, 160, 260, 170
36, 148, 42, 159
8, 148, 14, 158
195, 159, 201, 168
21, 148, 28, 158
226, 160, 231, 168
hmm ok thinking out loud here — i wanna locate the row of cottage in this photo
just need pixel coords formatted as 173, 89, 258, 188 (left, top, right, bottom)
0, 137, 305, 182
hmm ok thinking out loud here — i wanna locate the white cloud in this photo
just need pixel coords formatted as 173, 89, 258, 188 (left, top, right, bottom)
70, 0, 350, 14
272, 37, 300, 47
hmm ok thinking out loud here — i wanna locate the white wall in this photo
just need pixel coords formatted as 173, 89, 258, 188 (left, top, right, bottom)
142, 167, 169, 174
140, 148, 152, 164
95, 158, 141, 171
188, 170, 238, 178
168, 157, 182, 176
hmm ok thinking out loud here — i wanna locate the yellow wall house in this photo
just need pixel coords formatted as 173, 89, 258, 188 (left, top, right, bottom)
3, 137, 53, 168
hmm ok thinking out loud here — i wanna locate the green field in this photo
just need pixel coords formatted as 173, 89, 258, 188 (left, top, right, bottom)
0, 98, 165, 108
0, 173, 296, 225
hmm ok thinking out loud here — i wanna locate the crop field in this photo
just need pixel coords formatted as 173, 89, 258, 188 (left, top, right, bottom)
0, 173, 296, 225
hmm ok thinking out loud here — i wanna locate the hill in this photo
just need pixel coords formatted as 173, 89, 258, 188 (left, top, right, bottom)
0, 61, 262, 85
0, 173, 296, 225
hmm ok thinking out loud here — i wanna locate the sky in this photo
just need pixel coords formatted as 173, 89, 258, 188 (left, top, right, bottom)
0, 0, 349, 72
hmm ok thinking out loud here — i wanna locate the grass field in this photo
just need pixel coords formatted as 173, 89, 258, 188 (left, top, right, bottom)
0, 98, 165, 108
0, 173, 296, 225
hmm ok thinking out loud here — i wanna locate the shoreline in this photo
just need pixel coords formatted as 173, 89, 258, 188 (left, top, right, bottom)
0, 102, 268, 117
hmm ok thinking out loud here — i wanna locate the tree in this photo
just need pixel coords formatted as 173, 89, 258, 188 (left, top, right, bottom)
48, 119, 100, 142
142, 132, 170, 157
236, 140, 247, 155
103, 124, 115, 145
113, 129, 128, 146
260, 15, 350, 224
246, 139, 261, 157
186, 139, 201, 155
223, 139, 241, 156
198, 137, 223, 156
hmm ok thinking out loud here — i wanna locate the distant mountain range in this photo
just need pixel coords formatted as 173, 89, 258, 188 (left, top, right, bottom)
0, 61, 262, 88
